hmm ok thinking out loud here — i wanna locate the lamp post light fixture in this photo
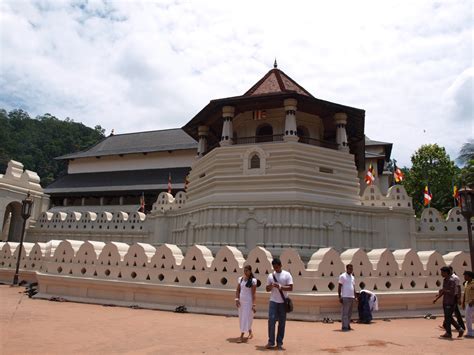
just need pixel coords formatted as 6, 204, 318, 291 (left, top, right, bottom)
12, 192, 34, 285
458, 187, 474, 271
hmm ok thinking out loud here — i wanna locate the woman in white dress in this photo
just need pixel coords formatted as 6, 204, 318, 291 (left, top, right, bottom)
235, 265, 257, 343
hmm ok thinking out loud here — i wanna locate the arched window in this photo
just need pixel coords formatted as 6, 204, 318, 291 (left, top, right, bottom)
297, 125, 309, 143
250, 154, 260, 169
256, 124, 273, 143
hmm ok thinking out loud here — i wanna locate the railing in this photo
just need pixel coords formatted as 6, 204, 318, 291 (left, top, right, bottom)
232, 135, 338, 150
234, 134, 284, 145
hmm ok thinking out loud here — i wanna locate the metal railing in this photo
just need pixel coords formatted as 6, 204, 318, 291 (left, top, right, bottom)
234, 134, 284, 145
232, 134, 338, 150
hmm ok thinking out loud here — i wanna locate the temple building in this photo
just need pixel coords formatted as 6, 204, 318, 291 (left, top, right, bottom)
2, 64, 467, 256
43, 64, 391, 213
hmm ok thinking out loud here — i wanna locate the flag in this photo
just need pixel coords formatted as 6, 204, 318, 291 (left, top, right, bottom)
167, 173, 172, 194
423, 185, 432, 206
253, 110, 266, 120
453, 185, 460, 206
184, 174, 189, 192
365, 164, 375, 185
139, 192, 145, 212
394, 166, 404, 183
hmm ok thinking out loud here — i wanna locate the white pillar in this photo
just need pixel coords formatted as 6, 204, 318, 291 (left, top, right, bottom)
197, 125, 209, 157
334, 112, 349, 151
284, 98, 298, 142
220, 106, 235, 146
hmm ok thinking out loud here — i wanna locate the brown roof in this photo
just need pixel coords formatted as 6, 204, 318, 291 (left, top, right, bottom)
244, 68, 313, 97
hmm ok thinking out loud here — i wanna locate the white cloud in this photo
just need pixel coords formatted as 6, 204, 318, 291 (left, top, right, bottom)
0, 0, 472, 166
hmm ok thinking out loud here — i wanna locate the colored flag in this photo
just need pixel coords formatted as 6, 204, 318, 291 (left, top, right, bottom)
365, 164, 375, 185
423, 185, 432, 206
453, 185, 460, 206
168, 173, 172, 194
139, 192, 145, 213
253, 110, 266, 120
184, 174, 189, 192
394, 166, 404, 183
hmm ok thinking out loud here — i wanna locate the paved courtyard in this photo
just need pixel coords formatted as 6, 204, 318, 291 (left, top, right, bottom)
0, 285, 470, 354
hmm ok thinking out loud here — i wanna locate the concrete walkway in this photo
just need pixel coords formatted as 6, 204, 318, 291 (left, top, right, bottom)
0, 285, 470, 354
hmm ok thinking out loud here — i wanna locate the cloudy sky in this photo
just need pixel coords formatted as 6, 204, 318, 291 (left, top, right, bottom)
0, 0, 472, 167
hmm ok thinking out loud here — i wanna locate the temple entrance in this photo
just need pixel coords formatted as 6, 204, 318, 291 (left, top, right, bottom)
2, 201, 23, 242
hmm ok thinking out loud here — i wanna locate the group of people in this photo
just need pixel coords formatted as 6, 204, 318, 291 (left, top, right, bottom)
434, 266, 474, 339
234, 260, 474, 350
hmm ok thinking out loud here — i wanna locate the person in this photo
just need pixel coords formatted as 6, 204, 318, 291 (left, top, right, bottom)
462, 270, 474, 338
265, 258, 293, 350
338, 264, 356, 331
433, 266, 464, 338
357, 288, 378, 324
449, 266, 466, 332
235, 265, 257, 343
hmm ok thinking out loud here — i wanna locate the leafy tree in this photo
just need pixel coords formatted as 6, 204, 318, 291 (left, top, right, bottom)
0, 108, 105, 186
457, 140, 474, 187
403, 144, 458, 216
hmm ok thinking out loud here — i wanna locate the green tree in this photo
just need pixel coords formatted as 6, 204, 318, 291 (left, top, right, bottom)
403, 144, 458, 216
0, 108, 105, 186
457, 140, 474, 187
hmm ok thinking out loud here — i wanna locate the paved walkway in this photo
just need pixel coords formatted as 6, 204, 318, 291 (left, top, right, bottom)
0, 285, 470, 354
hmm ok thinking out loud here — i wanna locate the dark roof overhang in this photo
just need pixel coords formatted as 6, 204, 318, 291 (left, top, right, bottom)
182, 92, 366, 170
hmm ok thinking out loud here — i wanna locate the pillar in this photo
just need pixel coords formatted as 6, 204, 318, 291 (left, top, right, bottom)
334, 112, 349, 151
197, 125, 209, 157
284, 98, 298, 142
220, 106, 235, 146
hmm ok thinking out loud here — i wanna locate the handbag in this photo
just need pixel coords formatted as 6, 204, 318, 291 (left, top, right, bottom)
273, 273, 293, 313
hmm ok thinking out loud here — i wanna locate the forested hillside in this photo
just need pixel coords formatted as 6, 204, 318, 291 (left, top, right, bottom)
0, 108, 105, 187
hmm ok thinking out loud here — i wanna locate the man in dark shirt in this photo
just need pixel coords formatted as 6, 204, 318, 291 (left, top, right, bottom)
433, 266, 464, 338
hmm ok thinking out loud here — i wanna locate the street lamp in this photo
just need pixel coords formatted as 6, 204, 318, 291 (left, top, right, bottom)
459, 187, 474, 271
12, 192, 34, 285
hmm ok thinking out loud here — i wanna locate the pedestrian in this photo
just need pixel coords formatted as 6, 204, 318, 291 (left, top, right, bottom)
338, 264, 356, 331
265, 258, 293, 350
357, 288, 378, 324
433, 266, 464, 338
235, 264, 257, 343
462, 270, 474, 338
449, 266, 466, 332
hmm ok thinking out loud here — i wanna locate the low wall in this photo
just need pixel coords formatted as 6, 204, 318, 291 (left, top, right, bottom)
0, 240, 470, 320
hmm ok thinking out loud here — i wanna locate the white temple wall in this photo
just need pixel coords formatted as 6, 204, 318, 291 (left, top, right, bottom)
0, 161, 50, 241
67, 149, 196, 174
1, 240, 471, 319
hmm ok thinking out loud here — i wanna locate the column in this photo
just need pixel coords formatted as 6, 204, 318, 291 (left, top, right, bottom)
334, 112, 349, 151
284, 98, 298, 142
220, 106, 235, 146
197, 125, 209, 157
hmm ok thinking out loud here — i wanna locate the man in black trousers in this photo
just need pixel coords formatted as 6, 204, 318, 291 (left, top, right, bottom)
433, 266, 464, 338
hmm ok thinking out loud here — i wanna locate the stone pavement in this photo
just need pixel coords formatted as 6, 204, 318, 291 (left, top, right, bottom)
0, 285, 470, 354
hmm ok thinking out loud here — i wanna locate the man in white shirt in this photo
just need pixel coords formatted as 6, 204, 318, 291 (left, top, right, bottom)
338, 264, 356, 331
265, 258, 293, 350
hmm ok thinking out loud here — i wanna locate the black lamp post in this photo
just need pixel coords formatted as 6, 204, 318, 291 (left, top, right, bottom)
458, 187, 474, 270
12, 192, 34, 285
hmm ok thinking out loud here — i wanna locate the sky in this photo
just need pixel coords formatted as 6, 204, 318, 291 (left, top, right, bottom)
0, 0, 472, 167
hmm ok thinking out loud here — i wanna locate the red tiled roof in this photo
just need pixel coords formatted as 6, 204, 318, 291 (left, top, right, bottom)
244, 68, 313, 97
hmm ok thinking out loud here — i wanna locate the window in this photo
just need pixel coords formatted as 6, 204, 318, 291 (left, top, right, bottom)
250, 154, 260, 169
297, 126, 309, 143
256, 124, 273, 143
